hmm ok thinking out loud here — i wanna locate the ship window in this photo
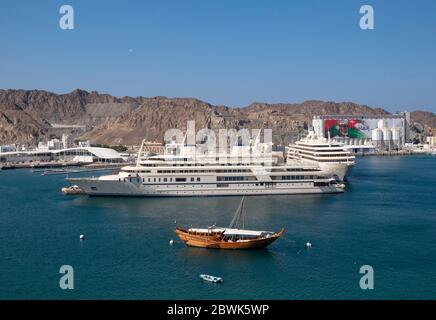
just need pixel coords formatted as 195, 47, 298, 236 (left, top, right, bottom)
197, 177, 200, 182
148, 178, 150, 182
154, 178, 156, 182
191, 177, 194, 182
176, 178, 186, 182
164, 178, 167, 182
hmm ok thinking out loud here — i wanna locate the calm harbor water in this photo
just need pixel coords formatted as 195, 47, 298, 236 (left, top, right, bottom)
0, 156, 435, 299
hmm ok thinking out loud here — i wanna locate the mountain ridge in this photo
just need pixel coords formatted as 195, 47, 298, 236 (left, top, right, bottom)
0, 89, 434, 146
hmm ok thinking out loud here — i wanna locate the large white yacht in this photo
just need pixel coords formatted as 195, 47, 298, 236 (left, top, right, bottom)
68, 137, 344, 197
287, 130, 355, 181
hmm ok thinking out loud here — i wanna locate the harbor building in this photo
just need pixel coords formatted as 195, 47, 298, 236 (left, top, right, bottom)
0, 144, 17, 153
62, 134, 75, 149
37, 135, 84, 151
312, 113, 411, 152
427, 136, 436, 146
0, 147, 125, 164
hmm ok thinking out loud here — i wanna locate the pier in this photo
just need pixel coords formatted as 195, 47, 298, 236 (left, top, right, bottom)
355, 150, 432, 157
1, 161, 134, 171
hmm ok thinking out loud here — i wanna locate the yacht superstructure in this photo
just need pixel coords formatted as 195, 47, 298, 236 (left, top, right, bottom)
68, 137, 344, 197
287, 130, 355, 181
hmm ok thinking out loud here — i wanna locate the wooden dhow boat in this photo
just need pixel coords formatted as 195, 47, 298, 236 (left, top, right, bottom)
175, 197, 284, 249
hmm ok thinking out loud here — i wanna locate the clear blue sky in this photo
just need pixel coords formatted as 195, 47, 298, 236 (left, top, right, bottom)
1, 0, 435, 112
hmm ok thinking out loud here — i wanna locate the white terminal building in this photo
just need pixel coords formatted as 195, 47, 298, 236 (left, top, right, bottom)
0, 134, 123, 164
38, 134, 80, 151
0, 147, 125, 164
312, 113, 411, 153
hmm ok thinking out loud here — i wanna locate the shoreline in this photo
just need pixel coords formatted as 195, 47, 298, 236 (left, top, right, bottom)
355, 150, 433, 157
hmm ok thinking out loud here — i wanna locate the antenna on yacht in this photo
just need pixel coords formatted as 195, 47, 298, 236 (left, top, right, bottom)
252, 130, 262, 154
254, 130, 261, 145
136, 139, 146, 166
182, 133, 187, 146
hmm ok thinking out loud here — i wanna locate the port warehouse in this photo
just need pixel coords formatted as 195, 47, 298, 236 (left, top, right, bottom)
312, 113, 411, 152
0, 147, 125, 164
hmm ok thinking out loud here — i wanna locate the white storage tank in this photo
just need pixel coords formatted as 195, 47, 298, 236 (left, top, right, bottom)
378, 119, 388, 129
391, 127, 401, 140
372, 128, 383, 141
372, 128, 383, 147
391, 127, 401, 146
382, 128, 392, 142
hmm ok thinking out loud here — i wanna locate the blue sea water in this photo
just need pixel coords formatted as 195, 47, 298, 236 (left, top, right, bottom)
0, 156, 435, 300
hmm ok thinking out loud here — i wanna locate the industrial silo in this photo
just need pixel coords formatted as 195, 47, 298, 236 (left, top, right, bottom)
382, 128, 392, 149
378, 119, 388, 129
372, 128, 383, 147
391, 127, 401, 147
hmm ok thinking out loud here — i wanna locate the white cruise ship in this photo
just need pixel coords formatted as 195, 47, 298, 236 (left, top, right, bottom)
68, 138, 344, 197
287, 130, 355, 181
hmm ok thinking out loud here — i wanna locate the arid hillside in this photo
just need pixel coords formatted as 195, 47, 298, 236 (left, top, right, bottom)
0, 89, 433, 146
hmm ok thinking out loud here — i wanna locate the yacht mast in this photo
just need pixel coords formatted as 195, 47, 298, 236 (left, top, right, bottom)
229, 197, 245, 229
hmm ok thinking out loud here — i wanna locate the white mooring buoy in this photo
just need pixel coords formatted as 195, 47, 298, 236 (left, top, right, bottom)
306, 242, 312, 248
169, 239, 174, 245
80, 234, 85, 240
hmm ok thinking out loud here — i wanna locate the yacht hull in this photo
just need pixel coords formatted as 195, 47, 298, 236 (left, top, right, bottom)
67, 178, 344, 197
318, 162, 353, 181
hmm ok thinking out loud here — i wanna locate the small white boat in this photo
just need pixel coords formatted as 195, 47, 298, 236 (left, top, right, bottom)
200, 274, 223, 283
61, 185, 86, 195
43, 169, 70, 175
337, 183, 346, 189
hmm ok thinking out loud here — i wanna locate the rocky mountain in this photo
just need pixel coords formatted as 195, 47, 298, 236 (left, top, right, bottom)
0, 103, 47, 145
0, 89, 434, 146
81, 98, 394, 145
0, 89, 139, 127
0, 89, 139, 145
